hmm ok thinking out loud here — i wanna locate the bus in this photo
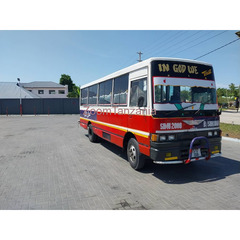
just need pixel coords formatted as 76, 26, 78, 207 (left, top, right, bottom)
79, 57, 221, 170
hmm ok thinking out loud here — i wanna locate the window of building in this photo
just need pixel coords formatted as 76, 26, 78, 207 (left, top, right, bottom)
88, 85, 98, 105
58, 90, 65, 94
113, 74, 128, 105
81, 88, 88, 105
99, 79, 112, 105
49, 90, 56, 94
130, 78, 147, 107
38, 90, 44, 94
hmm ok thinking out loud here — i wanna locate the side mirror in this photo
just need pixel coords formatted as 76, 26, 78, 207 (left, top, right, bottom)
217, 108, 222, 115
138, 96, 144, 108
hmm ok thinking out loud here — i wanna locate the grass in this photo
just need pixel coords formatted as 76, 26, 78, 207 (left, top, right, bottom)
222, 107, 238, 111
220, 123, 240, 139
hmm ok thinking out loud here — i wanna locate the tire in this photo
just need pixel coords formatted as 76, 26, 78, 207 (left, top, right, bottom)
127, 138, 145, 170
88, 124, 98, 143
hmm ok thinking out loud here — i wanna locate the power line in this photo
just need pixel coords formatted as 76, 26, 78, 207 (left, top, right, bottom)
140, 30, 174, 54
194, 37, 240, 60
119, 30, 230, 69
119, 31, 184, 68
143, 31, 185, 57
144, 31, 190, 58
166, 31, 211, 56
151, 30, 202, 57
169, 30, 228, 57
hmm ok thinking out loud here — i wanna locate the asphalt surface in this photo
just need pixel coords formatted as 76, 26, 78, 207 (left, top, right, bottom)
0, 115, 239, 209
221, 110, 240, 125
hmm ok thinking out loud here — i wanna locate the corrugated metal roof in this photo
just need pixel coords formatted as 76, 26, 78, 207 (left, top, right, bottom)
20, 81, 66, 88
0, 82, 40, 99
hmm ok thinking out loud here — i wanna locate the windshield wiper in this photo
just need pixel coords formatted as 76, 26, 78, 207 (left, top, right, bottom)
194, 103, 205, 115
165, 103, 196, 116
181, 103, 196, 110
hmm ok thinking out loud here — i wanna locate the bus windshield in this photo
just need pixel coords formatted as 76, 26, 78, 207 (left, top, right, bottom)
152, 60, 217, 105
155, 85, 217, 104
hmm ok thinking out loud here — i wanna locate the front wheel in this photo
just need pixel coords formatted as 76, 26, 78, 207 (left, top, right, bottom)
88, 124, 98, 142
127, 138, 145, 170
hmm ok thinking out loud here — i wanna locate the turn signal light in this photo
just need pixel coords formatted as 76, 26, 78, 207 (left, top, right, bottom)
151, 134, 158, 142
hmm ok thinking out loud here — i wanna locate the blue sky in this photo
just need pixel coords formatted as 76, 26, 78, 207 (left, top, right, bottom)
0, 30, 239, 89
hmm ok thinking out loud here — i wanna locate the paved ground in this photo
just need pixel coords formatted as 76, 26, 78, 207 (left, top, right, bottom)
221, 110, 240, 125
0, 115, 240, 210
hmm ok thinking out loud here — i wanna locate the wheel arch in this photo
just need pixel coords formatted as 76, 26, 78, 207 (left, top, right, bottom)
123, 132, 136, 152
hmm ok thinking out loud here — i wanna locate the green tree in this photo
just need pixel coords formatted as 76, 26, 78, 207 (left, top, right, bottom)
229, 83, 238, 97
59, 74, 80, 98
67, 85, 80, 98
217, 88, 226, 97
60, 74, 74, 92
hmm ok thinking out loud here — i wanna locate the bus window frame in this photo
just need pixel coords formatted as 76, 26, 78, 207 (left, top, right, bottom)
129, 76, 148, 108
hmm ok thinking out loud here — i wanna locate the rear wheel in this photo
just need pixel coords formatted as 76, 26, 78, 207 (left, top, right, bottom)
88, 124, 98, 142
127, 138, 145, 170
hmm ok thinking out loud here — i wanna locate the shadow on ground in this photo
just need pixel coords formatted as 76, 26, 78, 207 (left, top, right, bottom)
87, 135, 240, 185
142, 156, 240, 184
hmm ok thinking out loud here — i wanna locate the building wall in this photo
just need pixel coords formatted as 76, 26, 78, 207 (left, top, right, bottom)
0, 98, 79, 115
25, 85, 68, 98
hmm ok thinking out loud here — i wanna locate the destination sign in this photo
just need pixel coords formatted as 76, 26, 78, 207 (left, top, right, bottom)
151, 60, 215, 80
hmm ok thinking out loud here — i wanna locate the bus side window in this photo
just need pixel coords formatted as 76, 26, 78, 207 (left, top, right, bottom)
113, 73, 128, 105
81, 88, 88, 105
99, 79, 112, 105
88, 84, 98, 104
130, 78, 147, 107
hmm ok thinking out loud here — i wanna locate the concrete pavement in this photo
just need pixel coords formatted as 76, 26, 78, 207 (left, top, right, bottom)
0, 115, 239, 210
220, 110, 240, 125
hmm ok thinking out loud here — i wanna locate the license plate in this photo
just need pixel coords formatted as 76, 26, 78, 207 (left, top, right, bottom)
192, 148, 201, 158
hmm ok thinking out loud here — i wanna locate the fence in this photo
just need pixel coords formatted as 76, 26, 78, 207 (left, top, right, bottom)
0, 98, 79, 115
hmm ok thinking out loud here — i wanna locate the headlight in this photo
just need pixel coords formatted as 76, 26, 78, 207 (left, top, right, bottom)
208, 131, 213, 137
214, 131, 218, 136
168, 135, 175, 141
159, 135, 167, 141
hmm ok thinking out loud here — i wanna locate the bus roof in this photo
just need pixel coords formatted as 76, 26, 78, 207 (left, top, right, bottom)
80, 57, 212, 89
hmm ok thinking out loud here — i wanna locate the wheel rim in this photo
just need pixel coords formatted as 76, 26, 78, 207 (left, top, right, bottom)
128, 144, 136, 163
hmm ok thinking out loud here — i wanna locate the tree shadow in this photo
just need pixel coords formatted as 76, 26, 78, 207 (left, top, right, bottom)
84, 134, 240, 184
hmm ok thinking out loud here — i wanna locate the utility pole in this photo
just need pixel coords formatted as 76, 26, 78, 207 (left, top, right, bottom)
236, 32, 240, 97
17, 78, 22, 116
137, 51, 143, 62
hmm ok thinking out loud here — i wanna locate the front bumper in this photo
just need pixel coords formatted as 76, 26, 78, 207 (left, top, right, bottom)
150, 136, 221, 164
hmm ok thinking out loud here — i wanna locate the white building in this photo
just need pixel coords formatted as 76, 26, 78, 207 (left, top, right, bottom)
20, 81, 68, 98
